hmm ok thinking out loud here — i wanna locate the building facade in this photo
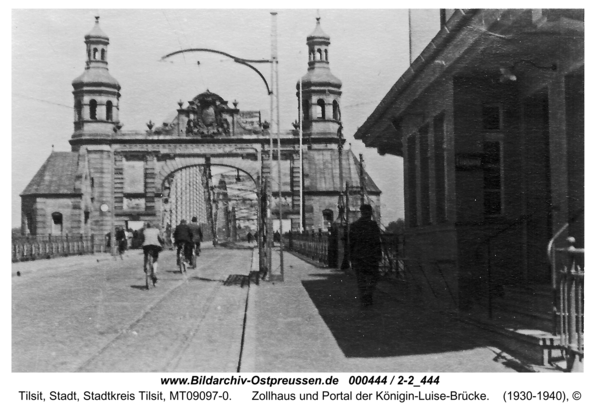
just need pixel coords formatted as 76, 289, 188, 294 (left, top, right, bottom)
355, 9, 584, 310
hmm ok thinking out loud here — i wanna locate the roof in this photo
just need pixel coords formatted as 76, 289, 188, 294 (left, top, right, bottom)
303, 149, 380, 193
307, 18, 330, 42
85, 18, 109, 41
300, 66, 342, 89
21, 152, 81, 196
72, 67, 121, 89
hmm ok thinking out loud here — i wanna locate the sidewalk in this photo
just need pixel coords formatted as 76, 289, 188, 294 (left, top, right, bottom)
242, 249, 535, 372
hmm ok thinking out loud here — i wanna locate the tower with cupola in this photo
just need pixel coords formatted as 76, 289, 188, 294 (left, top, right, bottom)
297, 17, 343, 141
71, 16, 121, 140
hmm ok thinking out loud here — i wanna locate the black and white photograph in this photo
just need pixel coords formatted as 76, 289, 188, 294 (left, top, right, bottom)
9, 5, 590, 408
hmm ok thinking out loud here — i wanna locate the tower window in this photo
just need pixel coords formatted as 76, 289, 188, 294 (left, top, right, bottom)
317, 49, 322, 60
324, 49, 328, 61
333, 100, 340, 121
75, 100, 82, 121
310, 50, 314, 61
317, 99, 325, 119
93, 48, 98, 60
89, 99, 97, 120
302, 99, 309, 121
101, 49, 106, 60
106, 100, 113, 121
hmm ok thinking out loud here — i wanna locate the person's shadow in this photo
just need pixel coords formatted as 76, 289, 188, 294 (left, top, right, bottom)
302, 273, 485, 358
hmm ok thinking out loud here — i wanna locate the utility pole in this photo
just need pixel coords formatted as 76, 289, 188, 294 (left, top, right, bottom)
274, 11, 284, 280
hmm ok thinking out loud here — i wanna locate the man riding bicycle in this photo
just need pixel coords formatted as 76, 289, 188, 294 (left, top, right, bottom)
173, 219, 194, 268
188, 217, 203, 259
141, 222, 164, 286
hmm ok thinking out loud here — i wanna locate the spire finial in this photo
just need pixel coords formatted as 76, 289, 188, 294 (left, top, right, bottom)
95, 15, 100, 23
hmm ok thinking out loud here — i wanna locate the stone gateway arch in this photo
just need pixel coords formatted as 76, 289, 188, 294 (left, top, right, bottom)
20, 17, 382, 276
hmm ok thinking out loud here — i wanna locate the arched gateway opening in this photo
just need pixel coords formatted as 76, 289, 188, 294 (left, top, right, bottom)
160, 163, 258, 245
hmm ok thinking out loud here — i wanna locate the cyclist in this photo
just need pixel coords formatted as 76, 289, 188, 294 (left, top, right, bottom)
188, 217, 203, 260
173, 219, 193, 268
141, 222, 164, 286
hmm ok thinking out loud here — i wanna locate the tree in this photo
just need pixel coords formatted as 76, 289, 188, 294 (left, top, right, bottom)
384, 218, 405, 235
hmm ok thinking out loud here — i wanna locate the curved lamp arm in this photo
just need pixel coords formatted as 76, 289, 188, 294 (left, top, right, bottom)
161, 48, 273, 95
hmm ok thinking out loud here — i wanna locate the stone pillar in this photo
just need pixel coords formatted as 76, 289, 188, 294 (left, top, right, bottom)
113, 153, 124, 211
290, 151, 302, 232
87, 145, 114, 244
145, 154, 156, 213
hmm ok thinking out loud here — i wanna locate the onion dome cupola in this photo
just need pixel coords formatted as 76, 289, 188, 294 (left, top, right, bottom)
296, 17, 342, 141
71, 16, 121, 139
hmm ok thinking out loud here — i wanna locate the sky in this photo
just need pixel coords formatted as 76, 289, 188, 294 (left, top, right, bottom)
12, 9, 409, 228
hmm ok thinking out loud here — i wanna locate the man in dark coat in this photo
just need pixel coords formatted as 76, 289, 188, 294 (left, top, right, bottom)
349, 204, 382, 307
173, 219, 193, 265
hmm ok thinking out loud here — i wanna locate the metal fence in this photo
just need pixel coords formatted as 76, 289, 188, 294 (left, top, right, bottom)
380, 233, 406, 280
286, 231, 330, 265
12, 234, 106, 262
549, 235, 584, 371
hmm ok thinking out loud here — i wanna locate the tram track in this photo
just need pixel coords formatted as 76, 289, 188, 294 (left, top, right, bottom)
75, 249, 253, 372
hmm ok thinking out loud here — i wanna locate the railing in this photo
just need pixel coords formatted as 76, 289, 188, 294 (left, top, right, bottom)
380, 233, 406, 280
548, 234, 584, 372
286, 231, 330, 265
12, 234, 105, 262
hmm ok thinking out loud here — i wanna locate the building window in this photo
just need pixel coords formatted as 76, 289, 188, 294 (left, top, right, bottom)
419, 124, 431, 225
406, 134, 417, 227
324, 49, 328, 61
51, 212, 63, 235
106, 100, 113, 121
433, 113, 447, 223
322, 209, 333, 228
333, 100, 341, 121
482, 104, 502, 130
483, 140, 503, 216
317, 99, 325, 119
84, 211, 90, 224
101, 48, 106, 60
93, 48, 98, 60
89, 99, 97, 120
317, 48, 322, 60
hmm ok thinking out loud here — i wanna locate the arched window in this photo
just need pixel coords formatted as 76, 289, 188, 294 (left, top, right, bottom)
75, 100, 82, 121
302, 99, 309, 121
322, 209, 333, 222
106, 100, 113, 121
309, 50, 314, 61
51, 212, 63, 235
317, 99, 325, 119
317, 49, 322, 60
324, 49, 328, 61
333, 100, 341, 121
93, 48, 98, 60
89, 99, 97, 120
101, 49, 106, 60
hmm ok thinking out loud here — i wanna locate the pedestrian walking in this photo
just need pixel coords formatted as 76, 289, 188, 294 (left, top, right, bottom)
349, 204, 382, 307
116, 227, 127, 259
141, 222, 164, 286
